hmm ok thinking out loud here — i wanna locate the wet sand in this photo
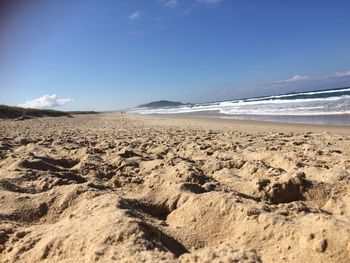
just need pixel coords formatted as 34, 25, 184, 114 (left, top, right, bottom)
151, 110, 350, 127
1, 113, 350, 262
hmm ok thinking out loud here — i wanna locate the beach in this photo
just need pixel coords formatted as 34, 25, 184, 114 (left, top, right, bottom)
1, 113, 350, 262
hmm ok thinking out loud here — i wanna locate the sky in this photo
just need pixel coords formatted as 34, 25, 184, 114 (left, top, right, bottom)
1, 0, 350, 110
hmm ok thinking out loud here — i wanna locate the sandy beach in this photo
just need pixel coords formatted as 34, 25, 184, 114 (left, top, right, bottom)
1, 113, 350, 262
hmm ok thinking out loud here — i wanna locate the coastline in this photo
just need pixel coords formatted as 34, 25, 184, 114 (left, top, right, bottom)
127, 112, 350, 135
130, 86, 350, 122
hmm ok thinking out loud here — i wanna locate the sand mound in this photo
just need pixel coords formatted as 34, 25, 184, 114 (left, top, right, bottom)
0, 114, 350, 262
258, 172, 312, 204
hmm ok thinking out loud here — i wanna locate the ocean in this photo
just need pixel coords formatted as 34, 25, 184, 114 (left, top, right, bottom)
131, 87, 350, 126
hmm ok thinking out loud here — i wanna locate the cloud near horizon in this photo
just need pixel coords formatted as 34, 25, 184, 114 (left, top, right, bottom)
18, 94, 74, 109
336, 71, 350, 77
282, 75, 311, 82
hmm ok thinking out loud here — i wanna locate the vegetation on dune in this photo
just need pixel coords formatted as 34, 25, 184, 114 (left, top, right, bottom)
0, 105, 99, 119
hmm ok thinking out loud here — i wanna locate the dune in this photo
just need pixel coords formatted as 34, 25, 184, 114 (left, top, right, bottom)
0, 113, 350, 262
0, 104, 100, 119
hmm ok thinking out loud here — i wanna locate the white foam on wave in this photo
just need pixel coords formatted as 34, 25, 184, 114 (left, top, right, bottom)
219, 109, 350, 116
244, 87, 350, 101
218, 95, 347, 107
130, 88, 350, 116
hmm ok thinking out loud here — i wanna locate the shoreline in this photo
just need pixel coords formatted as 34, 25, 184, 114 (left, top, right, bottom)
127, 112, 350, 135
131, 110, 350, 127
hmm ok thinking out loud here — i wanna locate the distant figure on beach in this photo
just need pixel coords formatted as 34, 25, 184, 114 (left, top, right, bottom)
16, 112, 30, 121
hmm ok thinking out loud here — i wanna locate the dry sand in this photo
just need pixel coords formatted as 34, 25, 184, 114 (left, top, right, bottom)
1, 113, 350, 262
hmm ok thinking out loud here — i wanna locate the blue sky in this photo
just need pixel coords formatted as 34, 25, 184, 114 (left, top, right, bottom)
1, 0, 350, 110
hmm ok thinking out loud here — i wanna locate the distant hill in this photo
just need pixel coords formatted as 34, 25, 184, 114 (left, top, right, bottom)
0, 105, 99, 119
137, 100, 185, 108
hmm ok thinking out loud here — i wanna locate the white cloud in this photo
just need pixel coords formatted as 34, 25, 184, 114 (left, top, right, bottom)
196, 0, 223, 4
19, 94, 73, 109
283, 75, 310, 82
336, 71, 350, 77
164, 0, 179, 8
129, 11, 141, 20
